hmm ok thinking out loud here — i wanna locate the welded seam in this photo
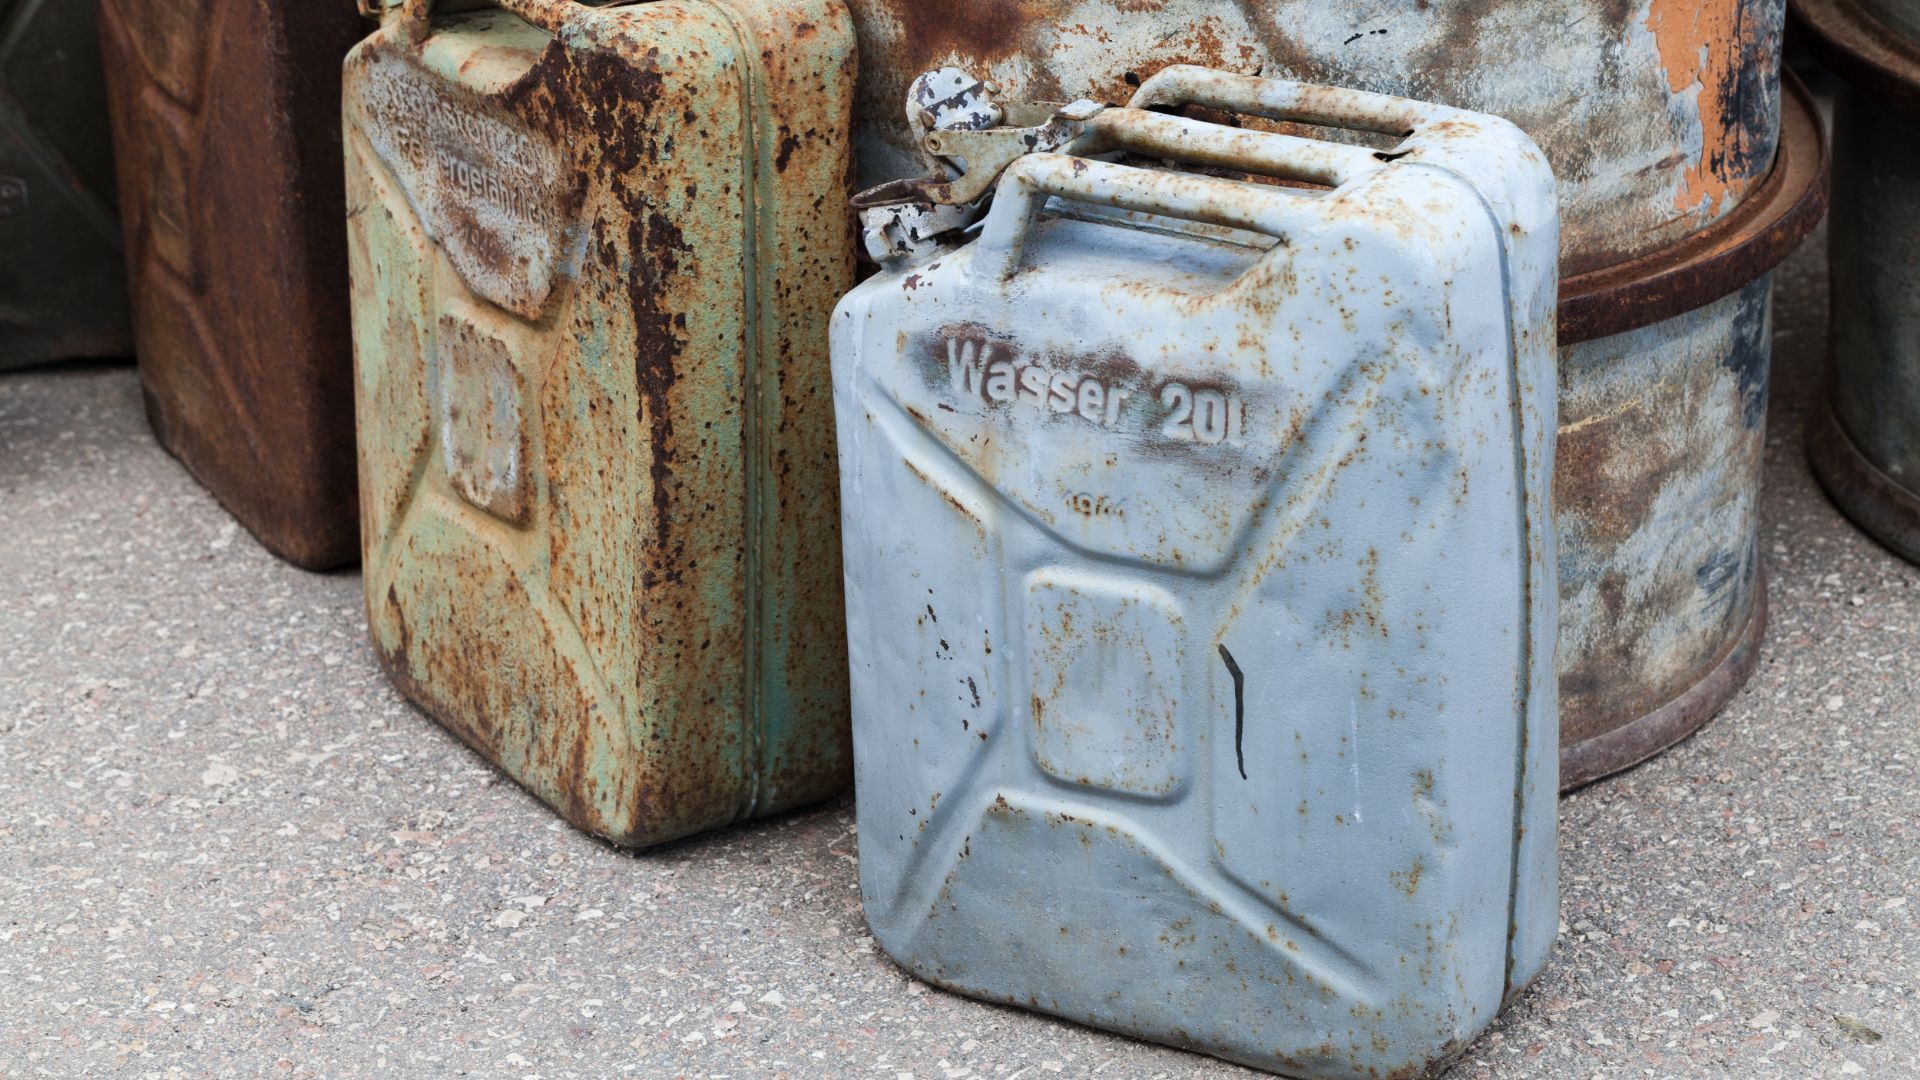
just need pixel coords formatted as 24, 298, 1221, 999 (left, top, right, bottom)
1458, 169, 1546, 1003
700, 0, 772, 820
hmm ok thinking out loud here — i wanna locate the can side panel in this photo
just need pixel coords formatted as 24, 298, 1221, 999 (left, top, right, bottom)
101, 0, 364, 568
0, 0, 130, 367
1828, 87, 1920, 488
845, 0, 1783, 273
1555, 279, 1772, 749
706, 0, 859, 816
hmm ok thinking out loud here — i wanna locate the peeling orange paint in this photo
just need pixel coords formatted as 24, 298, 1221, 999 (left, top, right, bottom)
1647, 0, 1756, 214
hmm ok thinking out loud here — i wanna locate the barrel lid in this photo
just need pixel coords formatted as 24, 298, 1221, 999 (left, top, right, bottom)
1557, 69, 1830, 345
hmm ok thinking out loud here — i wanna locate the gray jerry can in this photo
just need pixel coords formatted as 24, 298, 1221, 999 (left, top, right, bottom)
832, 68, 1561, 1078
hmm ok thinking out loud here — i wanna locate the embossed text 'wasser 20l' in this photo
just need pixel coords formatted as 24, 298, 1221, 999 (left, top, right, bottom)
346, 0, 857, 847
833, 69, 1561, 1079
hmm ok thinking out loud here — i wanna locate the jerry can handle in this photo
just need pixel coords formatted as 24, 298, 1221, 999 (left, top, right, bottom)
1076, 107, 1384, 190
972, 152, 1309, 282
1128, 65, 1438, 138
391, 0, 575, 41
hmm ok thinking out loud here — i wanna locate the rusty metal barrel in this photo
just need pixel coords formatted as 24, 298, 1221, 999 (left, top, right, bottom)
849, 1, 1830, 787
1796, 0, 1920, 563
1, 0, 132, 368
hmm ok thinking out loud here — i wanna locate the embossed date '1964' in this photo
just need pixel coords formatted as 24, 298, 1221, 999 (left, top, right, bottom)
945, 336, 1244, 445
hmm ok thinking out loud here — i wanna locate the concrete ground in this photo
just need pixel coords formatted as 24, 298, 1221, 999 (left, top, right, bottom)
2, 222, 1915, 1079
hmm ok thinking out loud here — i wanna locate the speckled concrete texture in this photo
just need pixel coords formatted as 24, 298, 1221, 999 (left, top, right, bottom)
1, 222, 1914, 1079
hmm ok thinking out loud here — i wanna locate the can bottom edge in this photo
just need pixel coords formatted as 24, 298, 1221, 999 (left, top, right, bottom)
368, 629, 845, 851
1807, 399, 1920, 566
139, 381, 361, 573
1559, 563, 1770, 792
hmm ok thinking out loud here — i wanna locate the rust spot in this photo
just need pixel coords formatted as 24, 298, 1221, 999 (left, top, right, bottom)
1645, 0, 1766, 214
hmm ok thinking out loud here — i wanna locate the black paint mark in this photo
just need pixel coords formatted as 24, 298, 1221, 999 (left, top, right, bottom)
1219, 644, 1247, 781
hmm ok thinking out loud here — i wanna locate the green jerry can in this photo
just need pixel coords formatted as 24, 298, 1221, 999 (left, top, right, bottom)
346, 0, 857, 846
1, 0, 132, 368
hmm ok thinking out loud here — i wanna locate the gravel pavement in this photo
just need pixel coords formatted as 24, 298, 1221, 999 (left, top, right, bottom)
2, 223, 1915, 1079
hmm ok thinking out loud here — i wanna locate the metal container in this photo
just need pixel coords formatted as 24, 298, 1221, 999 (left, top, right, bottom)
347, 0, 857, 847
857, 16, 1828, 786
847, 0, 1786, 275
1, 0, 131, 368
98, 0, 366, 568
833, 69, 1560, 1078
1554, 73, 1825, 787
1794, 0, 1920, 562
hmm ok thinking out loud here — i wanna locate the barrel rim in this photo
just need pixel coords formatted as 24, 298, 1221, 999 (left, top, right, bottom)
1791, 0, 1920, 109
1808, 400, 1920, 564
1559, 562, 1770, 792
1557, 70, 1830, 346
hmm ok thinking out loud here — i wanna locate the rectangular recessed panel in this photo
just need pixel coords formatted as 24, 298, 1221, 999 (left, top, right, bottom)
437, 312, 532, 527
1025, 570, 1187, 799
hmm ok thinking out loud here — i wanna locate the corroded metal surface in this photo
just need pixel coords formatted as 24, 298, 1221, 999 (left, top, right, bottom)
1556, 277, 1775, 784
98, 0, 365, 569
0, 0, 131, 368
848, 0, 1785, 276
834, 70, 1560, 1078
1561, 565, 1769, 790
1551, 76, 1824, 786
347, 0, 856, 847
1804, 21, 1920, 562
1558, 70, 1829, 343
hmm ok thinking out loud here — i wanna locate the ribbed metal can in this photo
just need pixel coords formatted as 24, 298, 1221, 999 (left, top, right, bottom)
849, 3, 1829, 786
1, 0, 131, 368
1795, 0, 1920, 563
99, 0, 366, 569
346, 0, 857, 847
